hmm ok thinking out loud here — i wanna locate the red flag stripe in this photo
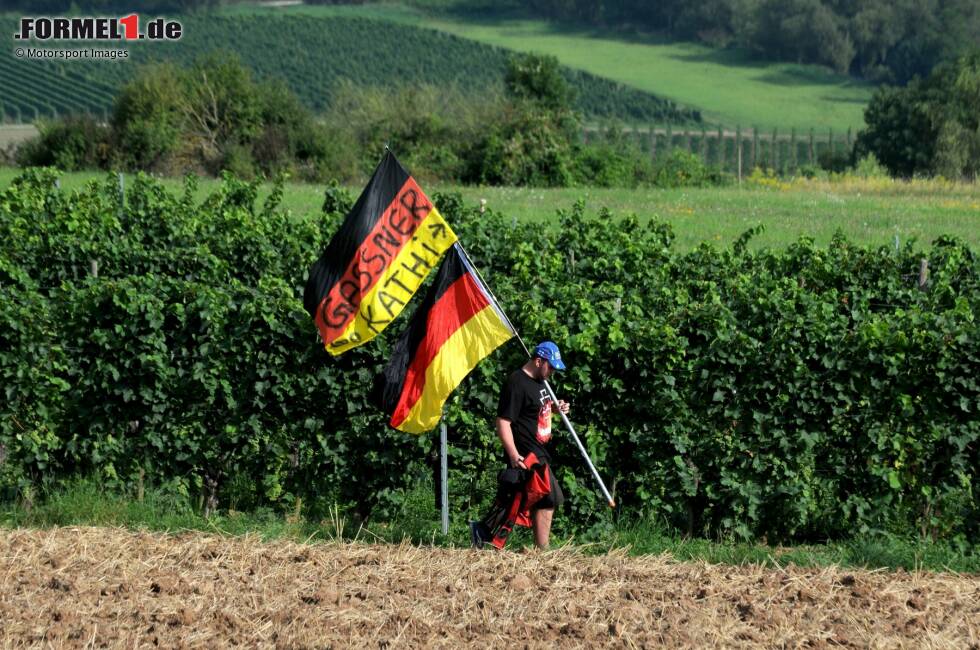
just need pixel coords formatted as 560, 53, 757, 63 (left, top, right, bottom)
314, 176, 436, 342
389, 271, 489, 428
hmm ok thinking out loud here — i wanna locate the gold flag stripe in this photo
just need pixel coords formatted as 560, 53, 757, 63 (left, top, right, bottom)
326, 207, 457, 355
395, 305, 513, 433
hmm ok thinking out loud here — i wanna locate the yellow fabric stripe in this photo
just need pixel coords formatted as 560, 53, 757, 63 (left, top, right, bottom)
326, 207, 457, 355
396, 305, 514, 434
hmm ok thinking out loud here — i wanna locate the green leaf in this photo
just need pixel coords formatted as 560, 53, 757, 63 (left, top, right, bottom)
887, 471, 902, 490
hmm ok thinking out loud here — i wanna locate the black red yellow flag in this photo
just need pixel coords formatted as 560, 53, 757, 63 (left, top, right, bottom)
379, 244, 516, 434
304, 151, 458, 355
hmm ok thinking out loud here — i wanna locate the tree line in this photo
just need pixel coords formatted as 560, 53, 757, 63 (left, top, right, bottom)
856, 50, 979, 179
522, 0, 979, 83
7, 0, 976, 85
16, 46, 980, 182
15, 52, 720, 187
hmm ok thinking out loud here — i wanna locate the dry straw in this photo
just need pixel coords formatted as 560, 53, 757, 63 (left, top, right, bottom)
0, 527, 977, 648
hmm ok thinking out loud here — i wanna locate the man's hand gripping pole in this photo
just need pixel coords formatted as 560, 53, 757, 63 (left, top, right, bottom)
543, 379, 616, 508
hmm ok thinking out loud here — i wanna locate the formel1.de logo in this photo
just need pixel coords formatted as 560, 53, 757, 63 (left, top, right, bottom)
14, 15, 183, 41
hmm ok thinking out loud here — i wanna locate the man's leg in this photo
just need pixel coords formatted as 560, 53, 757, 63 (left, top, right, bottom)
532, 507, 554, 549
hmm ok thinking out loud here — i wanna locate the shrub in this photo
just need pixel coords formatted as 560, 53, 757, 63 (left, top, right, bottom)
504, 52, 575, 112
818, 148, 851, 174
16, 115, 111, 171
852, 153, 889, 179
89, 54, 342, 180
653, 149, 724, 188
465, 104, 578, 187
110, 63, 184, 172
573, 125, 659, 187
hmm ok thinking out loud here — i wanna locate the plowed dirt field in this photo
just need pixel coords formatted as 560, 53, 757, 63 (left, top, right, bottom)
0, 527, 977, 648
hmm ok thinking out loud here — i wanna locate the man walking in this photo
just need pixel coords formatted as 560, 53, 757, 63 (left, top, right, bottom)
471, 341, 570, 549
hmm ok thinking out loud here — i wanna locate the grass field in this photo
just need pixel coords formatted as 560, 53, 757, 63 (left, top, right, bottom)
221, 2, 872, 131
3, 167, 976, 252
4, 479, 978, 573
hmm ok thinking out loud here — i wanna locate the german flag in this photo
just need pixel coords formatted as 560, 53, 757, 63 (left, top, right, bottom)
304, 151, 457, 355
380, 244, 516, 434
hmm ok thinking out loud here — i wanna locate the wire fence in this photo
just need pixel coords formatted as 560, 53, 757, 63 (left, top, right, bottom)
583, 125, 857, 177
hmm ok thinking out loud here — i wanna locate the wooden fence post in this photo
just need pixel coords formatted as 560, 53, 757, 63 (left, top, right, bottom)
650, 124, 657, 161
736, 125, 742, 183
772, 127, 779, 173
809, 128, 815, 166
717, 126, 725, 169
790, 127, 798, 172
752, 126, 759, 171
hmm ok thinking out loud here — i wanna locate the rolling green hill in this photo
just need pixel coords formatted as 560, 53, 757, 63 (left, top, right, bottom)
430, 22, 872, 131
1, 2, 875, 131
0, 13, 698, 125
222, 2, 874, 131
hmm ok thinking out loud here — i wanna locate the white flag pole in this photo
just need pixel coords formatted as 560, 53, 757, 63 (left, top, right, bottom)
543, 379, 615, 508
455, 242, 616, 508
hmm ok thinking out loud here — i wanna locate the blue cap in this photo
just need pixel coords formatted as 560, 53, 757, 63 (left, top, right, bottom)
533, 341, 566, 371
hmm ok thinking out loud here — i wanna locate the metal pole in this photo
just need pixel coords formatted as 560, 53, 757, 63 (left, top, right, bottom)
454, 243, 527, 355
440, 420, 448, 535
118, 172, 124, 219
454, 242, 616, 508
543, 379, 615, 508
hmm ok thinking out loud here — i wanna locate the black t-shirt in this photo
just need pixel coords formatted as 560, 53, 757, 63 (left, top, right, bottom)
497, 369, 556, 464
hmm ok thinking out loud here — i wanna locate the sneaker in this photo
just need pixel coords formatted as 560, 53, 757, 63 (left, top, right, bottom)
469, 520, 489, 548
